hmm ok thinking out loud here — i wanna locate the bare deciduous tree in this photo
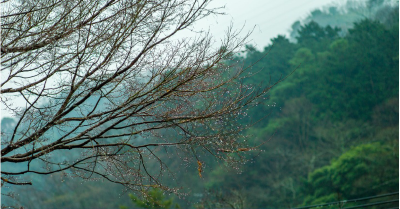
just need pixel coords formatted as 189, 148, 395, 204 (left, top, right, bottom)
1, 0, 272, 193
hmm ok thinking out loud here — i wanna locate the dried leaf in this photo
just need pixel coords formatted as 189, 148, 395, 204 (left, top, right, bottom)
237, 148, 251, 152
197, 160, 203, 178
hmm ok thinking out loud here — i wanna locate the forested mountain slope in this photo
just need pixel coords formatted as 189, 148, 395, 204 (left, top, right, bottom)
203, 3, 399, 208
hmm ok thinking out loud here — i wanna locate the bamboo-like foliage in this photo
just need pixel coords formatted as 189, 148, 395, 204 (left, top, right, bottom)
1, 0, 274, 191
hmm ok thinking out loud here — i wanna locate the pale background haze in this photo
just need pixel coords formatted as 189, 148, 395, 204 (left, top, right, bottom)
194, 0, 346, 49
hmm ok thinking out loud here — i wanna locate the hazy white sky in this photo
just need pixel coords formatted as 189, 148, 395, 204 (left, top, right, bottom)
193, 0, 346, 49
1, 0, 347, 119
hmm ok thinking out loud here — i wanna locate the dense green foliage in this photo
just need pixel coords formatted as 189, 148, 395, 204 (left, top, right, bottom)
1, 1, 398, 208
120, 189, 180, 209
203, 4, 399, 208
302, 141, 398, 206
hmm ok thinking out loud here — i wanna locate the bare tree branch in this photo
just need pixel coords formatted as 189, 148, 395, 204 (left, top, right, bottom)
1, 0, 275, 191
